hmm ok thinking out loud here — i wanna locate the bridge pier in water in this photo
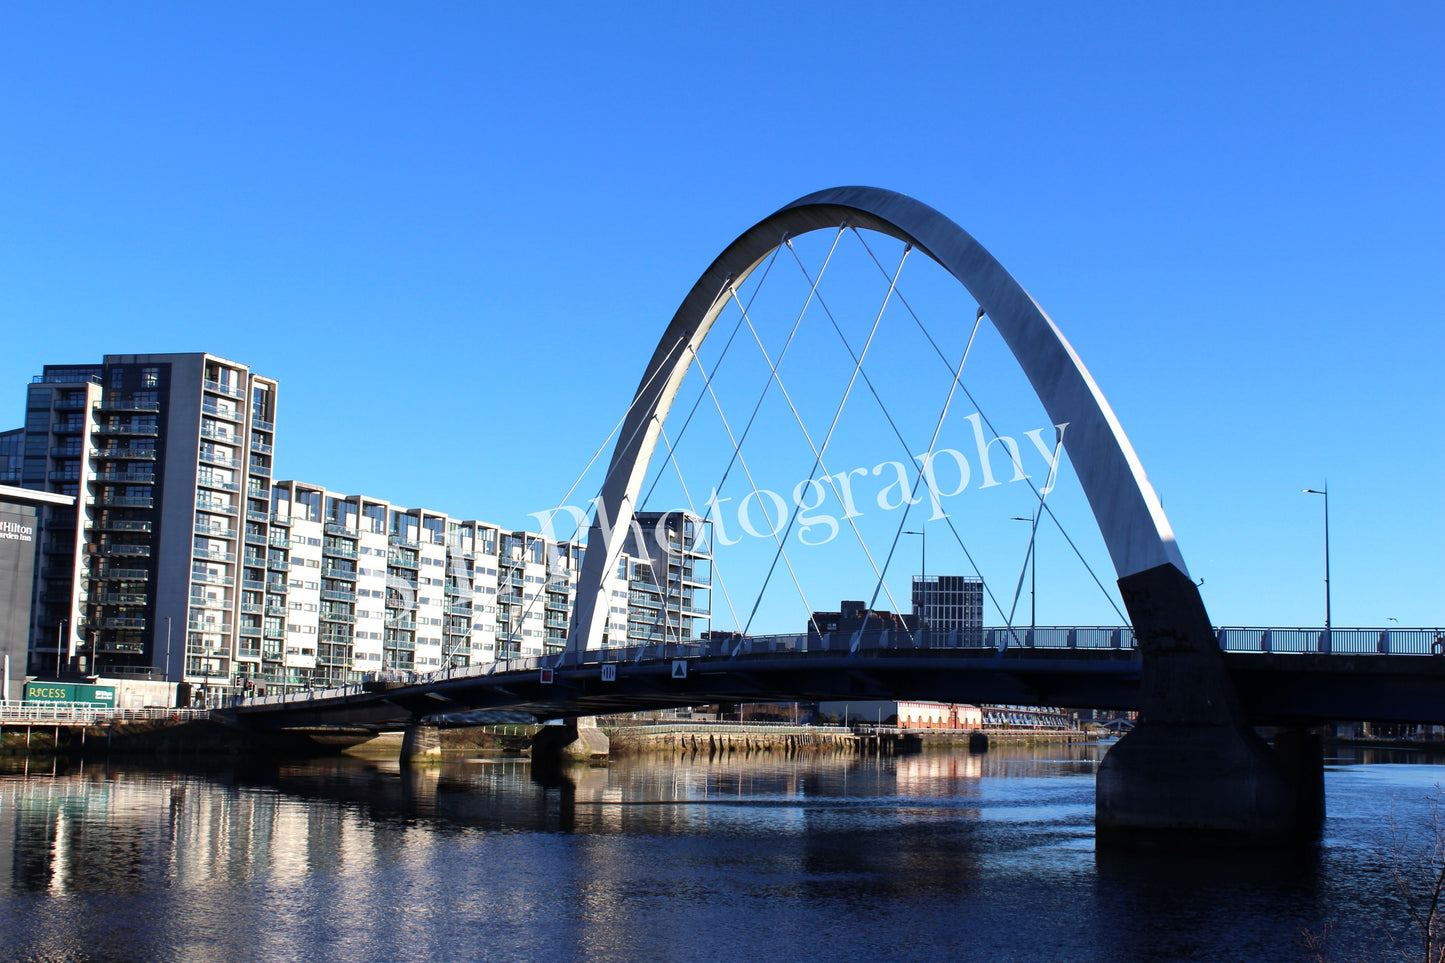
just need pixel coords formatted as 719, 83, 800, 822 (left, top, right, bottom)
400, 723, 443, 766
1097, 564, 1324, 846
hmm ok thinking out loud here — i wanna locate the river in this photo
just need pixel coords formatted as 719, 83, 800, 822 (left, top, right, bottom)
1, 742, 1441, 962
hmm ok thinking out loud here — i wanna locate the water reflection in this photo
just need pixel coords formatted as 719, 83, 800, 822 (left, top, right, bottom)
0, 744, 1440, 962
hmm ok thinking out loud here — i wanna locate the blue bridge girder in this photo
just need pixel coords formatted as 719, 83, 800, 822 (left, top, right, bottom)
227, 625, 1445, 731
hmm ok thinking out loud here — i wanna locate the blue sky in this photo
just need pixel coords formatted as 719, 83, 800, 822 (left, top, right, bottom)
1, 3, 1440, 631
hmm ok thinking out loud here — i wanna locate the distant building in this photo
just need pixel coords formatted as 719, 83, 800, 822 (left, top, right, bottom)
0, 485, 75, 701
806, 599, 919, 648
912, 574, 983, 631
817, 700, 984, 729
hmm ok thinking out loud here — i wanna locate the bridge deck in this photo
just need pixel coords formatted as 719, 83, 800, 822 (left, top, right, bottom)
227, 625, 1445, 730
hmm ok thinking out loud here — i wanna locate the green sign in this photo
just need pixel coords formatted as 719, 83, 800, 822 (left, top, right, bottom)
24, 682, 117, 706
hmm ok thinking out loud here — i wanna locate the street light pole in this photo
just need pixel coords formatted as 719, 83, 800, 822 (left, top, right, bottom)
903, 528, 925, 623
1303, 486, 1331, 648
1010, 517, 1037, 635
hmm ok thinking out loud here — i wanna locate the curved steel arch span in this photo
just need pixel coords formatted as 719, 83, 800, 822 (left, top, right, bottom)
567, 186, 1189, 658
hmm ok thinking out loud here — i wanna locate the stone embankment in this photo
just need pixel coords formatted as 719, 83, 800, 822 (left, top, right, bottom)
607, 724, 859, 756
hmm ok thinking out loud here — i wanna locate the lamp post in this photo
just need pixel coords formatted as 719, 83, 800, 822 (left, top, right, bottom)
903, 528, 925, 625
1010, 516, 1037, 637
1303, 486, 1331, 650
57, 618, 66, 677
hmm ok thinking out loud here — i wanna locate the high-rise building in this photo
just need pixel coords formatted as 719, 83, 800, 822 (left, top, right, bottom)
621, 511, 712, 644
911, 575, 984, 632
10, 354, 277, 687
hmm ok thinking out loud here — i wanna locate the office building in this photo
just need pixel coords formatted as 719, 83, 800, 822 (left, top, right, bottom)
912, 575, 984, 632
9, 354, 277, 690
0, 485, 75, 701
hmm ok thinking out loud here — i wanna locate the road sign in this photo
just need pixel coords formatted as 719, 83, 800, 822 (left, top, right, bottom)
671, 661, 688, 679
540, 667, 554, 684
601, 664, 617, 682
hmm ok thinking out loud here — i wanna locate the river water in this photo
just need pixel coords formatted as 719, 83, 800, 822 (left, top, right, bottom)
0, 743, 1441, 962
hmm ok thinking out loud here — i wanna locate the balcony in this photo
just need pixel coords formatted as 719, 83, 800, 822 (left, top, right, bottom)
100, 543, 151, 557
387, 554, 419, 570
241, 579, 266, 592
445, 603, 473, 617
198, 450, 238, 468
324, 543, 358, 559
203, 379, 247, 400
266, 580, 288, 594
97, 617, 147, 630
197, 476, 241, 493
246, 509, 268, 523
320, 588, 356, 603
93, 423, 158, 436
251, 440, 273, 455
244, 531, 266, 546
194, 548, 236, 564
188, 620, 232, 634
389, 534, 420, 550
92, 447, 155, 460
319, 610, 356, 624
93, 568, 149, 580
196, 502, 238, 516
96, 399, 160, 413
92, 520, 152, 536
191, 572, 234, 587
194, 522, 236, 539
240, 601, 264, 615
96, 494, 154, 509
267, 556, 289, 571
200, 404, 243, 424
92, 592, 148, 606
252, 418, 274, 432
323, 566, 357, 582
325, 522, 358, 539
270, 513, 290, 527
92, 472, 155, 484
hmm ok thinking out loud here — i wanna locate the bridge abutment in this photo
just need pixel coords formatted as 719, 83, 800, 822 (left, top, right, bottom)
1098, 564, 1315, 846
531, 716, 610, 764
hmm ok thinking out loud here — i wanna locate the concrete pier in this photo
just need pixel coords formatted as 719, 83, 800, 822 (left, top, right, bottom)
1097, 563, 1315, 845
400, 724, 444, 766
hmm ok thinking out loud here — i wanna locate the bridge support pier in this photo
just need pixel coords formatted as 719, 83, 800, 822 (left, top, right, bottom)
1097, 564, 1317, 846
400, 724, 443, 766
531, 716, 609, 764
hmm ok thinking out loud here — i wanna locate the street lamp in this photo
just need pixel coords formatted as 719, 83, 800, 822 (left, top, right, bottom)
1303, 486, 1331, 649
903, 528, 925, 624
1010, 516, 1037, 636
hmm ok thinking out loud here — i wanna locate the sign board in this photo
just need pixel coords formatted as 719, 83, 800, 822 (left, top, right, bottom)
601, 664, 617, 682
539, 667, 554, 684
671, 661, 688, 679
25, 681, 117, 706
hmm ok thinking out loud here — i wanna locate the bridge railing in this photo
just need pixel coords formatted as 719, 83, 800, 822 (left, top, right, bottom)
0, 702, 211, 725
1216, 627, 1444, 656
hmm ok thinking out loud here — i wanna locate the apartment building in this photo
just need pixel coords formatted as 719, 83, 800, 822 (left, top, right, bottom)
257, 488, 715, 689
8, 354, 277, 689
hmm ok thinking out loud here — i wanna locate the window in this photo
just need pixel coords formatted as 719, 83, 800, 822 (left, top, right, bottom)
142, 368, 159, 388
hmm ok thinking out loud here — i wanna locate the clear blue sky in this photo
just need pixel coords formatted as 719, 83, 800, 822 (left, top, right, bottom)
2, 3, 1440, 631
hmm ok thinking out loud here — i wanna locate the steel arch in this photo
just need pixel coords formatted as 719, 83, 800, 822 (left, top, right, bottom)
567, 186, 1188, 658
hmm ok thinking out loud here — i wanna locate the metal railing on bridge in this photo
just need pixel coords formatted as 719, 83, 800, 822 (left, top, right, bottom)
0, 702, 211, 726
